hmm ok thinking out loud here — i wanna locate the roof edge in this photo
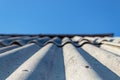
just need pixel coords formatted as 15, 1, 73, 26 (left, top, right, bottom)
0, 33, 114, 37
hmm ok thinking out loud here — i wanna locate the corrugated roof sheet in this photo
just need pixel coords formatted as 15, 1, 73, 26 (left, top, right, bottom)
0, 34, 120, 80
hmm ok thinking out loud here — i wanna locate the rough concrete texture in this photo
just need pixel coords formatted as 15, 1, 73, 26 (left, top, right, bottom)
0, 34, 119, 80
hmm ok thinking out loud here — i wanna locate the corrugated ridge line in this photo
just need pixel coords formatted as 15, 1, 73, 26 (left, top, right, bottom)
6, 43, 66, 80
83, 37, 120, 56
28, 37, 51, 46
100, 44, 120, 56
0, 36, 109, 47
44, 37, 62, 47
0, 45, 20, 53
0, 37, 83, 47
6, 43, 120, 80
62, 43, 120, 79
0, 37, 43, 47
63, 43, 102, 80
101, 41, 120, 47
0, 38, 119, 80
0, 37, 26, 47
0, 37, 39, 47
71, 36, 82, 42
10, 36, 40, 46
0, 43, 40, 79
10, 40, 28, 46
81, 42, 120, 77
77, 47, 120, 80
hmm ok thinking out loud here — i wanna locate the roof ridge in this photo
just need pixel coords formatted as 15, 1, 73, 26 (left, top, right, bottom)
0, 33, 114, 37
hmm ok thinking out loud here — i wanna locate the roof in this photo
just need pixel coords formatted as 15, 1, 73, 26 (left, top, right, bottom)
0, 33, 120, 80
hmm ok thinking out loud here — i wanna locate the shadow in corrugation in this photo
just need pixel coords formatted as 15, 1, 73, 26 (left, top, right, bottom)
10, 40, 26, 46
43, 37, 62, 47
0, 42, 6, 47
99, 47, 120, 57
0, 44, 40, 80
77, 48, 120, 80
26, 46, 66, 80
0, 45, 20, 54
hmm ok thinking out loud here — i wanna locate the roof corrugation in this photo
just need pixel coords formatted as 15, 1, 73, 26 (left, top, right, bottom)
0, 34, 120, 80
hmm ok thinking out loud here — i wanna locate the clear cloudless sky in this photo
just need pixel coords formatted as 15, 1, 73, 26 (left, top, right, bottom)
0, 0, 120, 36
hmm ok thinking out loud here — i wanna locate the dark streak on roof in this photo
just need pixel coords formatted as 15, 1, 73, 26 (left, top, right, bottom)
0, 33, 114, 38
0, 33, 120, 80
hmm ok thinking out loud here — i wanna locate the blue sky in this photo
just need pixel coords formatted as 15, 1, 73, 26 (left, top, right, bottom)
0, 0, 120, 36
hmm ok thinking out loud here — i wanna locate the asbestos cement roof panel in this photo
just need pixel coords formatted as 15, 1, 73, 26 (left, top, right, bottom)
0, 34, 120, 80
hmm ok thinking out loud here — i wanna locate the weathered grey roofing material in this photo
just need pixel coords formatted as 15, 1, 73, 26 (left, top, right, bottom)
0, 43, 40, 79
63, 43, 102, 80
0, 34, 120, 80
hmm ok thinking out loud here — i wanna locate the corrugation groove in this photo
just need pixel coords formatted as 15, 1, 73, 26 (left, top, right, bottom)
81, 43, 120, 77
77, 47, 120, 80
100, 44, 120, 56
0, 43, 40, 80
0, 45, 20, 53
7, 43, 66, 80
0, 34, 119, 80
63, 43, 102, 80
